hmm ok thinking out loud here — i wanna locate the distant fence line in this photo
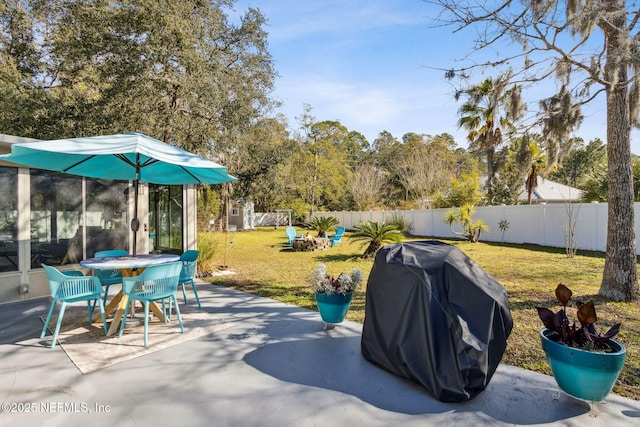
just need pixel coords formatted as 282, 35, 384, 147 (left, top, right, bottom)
302, 202, 640, 255
254, 212, 293, 227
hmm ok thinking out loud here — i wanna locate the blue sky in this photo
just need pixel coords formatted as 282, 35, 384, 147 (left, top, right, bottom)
231, 0, 639, 153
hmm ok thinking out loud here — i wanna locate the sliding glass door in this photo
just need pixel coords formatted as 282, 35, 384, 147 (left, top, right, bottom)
149, 184, 183, 254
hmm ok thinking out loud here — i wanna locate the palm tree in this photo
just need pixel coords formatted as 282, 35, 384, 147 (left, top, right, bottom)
306, 216, 339, 237
351, 220, 403, 258
524, 138, 546, 204
458, 75, 523, 205
443, 204, 489, 242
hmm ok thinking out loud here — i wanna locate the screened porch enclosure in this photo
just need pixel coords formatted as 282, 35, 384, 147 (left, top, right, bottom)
0, 166, 188, 273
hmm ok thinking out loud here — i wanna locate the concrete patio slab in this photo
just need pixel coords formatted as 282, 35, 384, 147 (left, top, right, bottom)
1, 282, 640, 426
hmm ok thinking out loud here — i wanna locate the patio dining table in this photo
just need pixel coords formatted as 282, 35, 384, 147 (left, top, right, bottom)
80, 253, 180, 336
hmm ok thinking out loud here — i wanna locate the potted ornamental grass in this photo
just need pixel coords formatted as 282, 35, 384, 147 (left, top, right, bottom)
536, 284, 626, 402
310, 263, 363, 325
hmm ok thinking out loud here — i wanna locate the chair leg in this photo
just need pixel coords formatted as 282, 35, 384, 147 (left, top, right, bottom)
180, 283, 188, 304
86, 300, 94, 324
171, 295, 184, 334
50, 302, 68, 350
166, 298, 173, 321
190, 280, 202, 309
40, 300, 57, 339
97, 298, 108, 334
92, 285, 110, 312
161, 299, 168, 324
143, 302, 150, 347
103, 284, 111, 306
118, 300, 132, 338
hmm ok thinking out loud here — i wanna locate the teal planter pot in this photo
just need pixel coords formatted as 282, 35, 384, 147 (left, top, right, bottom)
540, 329, 626, 402
315, 292, 353, 324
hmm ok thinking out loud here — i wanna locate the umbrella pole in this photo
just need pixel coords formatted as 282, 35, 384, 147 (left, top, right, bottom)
131, 179, 140, 256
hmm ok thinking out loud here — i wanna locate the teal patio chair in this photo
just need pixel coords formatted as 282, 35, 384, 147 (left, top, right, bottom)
285, 226, 302, 246
118, 261, 184, 347
327, 226, 345, 247
40, 264, 108, 349
94, 249, 128, 304
178, 250, 201, 309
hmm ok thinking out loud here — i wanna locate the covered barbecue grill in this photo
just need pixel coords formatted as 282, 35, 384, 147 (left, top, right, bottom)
361, 240, 513, 402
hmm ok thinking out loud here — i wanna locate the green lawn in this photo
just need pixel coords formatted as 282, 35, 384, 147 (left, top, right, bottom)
202, 227, 640, 400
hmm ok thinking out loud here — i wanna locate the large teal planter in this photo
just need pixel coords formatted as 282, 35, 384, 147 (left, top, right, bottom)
315, 292, 353, 324
540, 329, 626, 402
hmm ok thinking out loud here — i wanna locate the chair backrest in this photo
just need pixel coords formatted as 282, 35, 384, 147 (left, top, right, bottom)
180, 249, 200, 262
122, 261, 182, 299
42, 264, 102, 300
95, 249, 128, 258
331, 226, 345, 241
179, 250, 199, 282
94, 250, 128, 283
285, 226, 297, 240
179, 260, 197, 282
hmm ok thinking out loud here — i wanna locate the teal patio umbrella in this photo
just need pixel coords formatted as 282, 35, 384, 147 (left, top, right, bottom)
1, 132, 236, 254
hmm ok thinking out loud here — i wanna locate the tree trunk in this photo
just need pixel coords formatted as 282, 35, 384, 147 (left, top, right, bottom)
599, 3, 638, 301
486, 147, 496, 205
363, 242, 381, 258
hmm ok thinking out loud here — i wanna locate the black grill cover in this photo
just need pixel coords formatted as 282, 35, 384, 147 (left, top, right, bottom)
361, 240, 513, 402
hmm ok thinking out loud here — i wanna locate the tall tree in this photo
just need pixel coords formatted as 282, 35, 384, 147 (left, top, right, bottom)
391, 133, 456, 208
436, 0, 640, 301
550, 138, 607, 188
0, 0, 275, 153
349, 164, 386, 210
457, 75, 524, 204
491, 135, 543, 205
524, 139, 547, 204
289, 106, 351, 214
539, 86, 584, 171
234, 117, 293, 212
435, 149, 483, 208
370, 130, 403, 205
1, 0, 276, 231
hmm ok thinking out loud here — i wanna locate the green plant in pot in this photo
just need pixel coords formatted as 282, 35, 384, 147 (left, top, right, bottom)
536, 284, 626, 402
310, 263, 363, 328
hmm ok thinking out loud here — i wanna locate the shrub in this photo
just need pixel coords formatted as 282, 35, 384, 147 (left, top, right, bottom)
443, 204, 489, 242
197, 231, 219, 274
306, 216, 339, 237
351, 220, 404, 258
386, 212, 412, 236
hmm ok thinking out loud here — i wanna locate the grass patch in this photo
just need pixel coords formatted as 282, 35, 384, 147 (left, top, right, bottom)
202, 227, 640, 400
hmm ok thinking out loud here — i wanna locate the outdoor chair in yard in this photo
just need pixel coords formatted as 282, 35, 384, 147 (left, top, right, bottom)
177, 250, 201, 309
284, 226, 296, 246
94, 249, 128, 304
40, 264, 108, 350
118, 261, 184, 347
327, 226, 345, 247
285, 226, 301, 246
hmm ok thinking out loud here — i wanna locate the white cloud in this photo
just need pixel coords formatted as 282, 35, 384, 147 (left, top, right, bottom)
256, 1, 428, 43
275, 72, 464, 142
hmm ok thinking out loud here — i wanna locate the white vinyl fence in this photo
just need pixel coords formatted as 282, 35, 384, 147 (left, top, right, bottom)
310, 202, 640, 254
